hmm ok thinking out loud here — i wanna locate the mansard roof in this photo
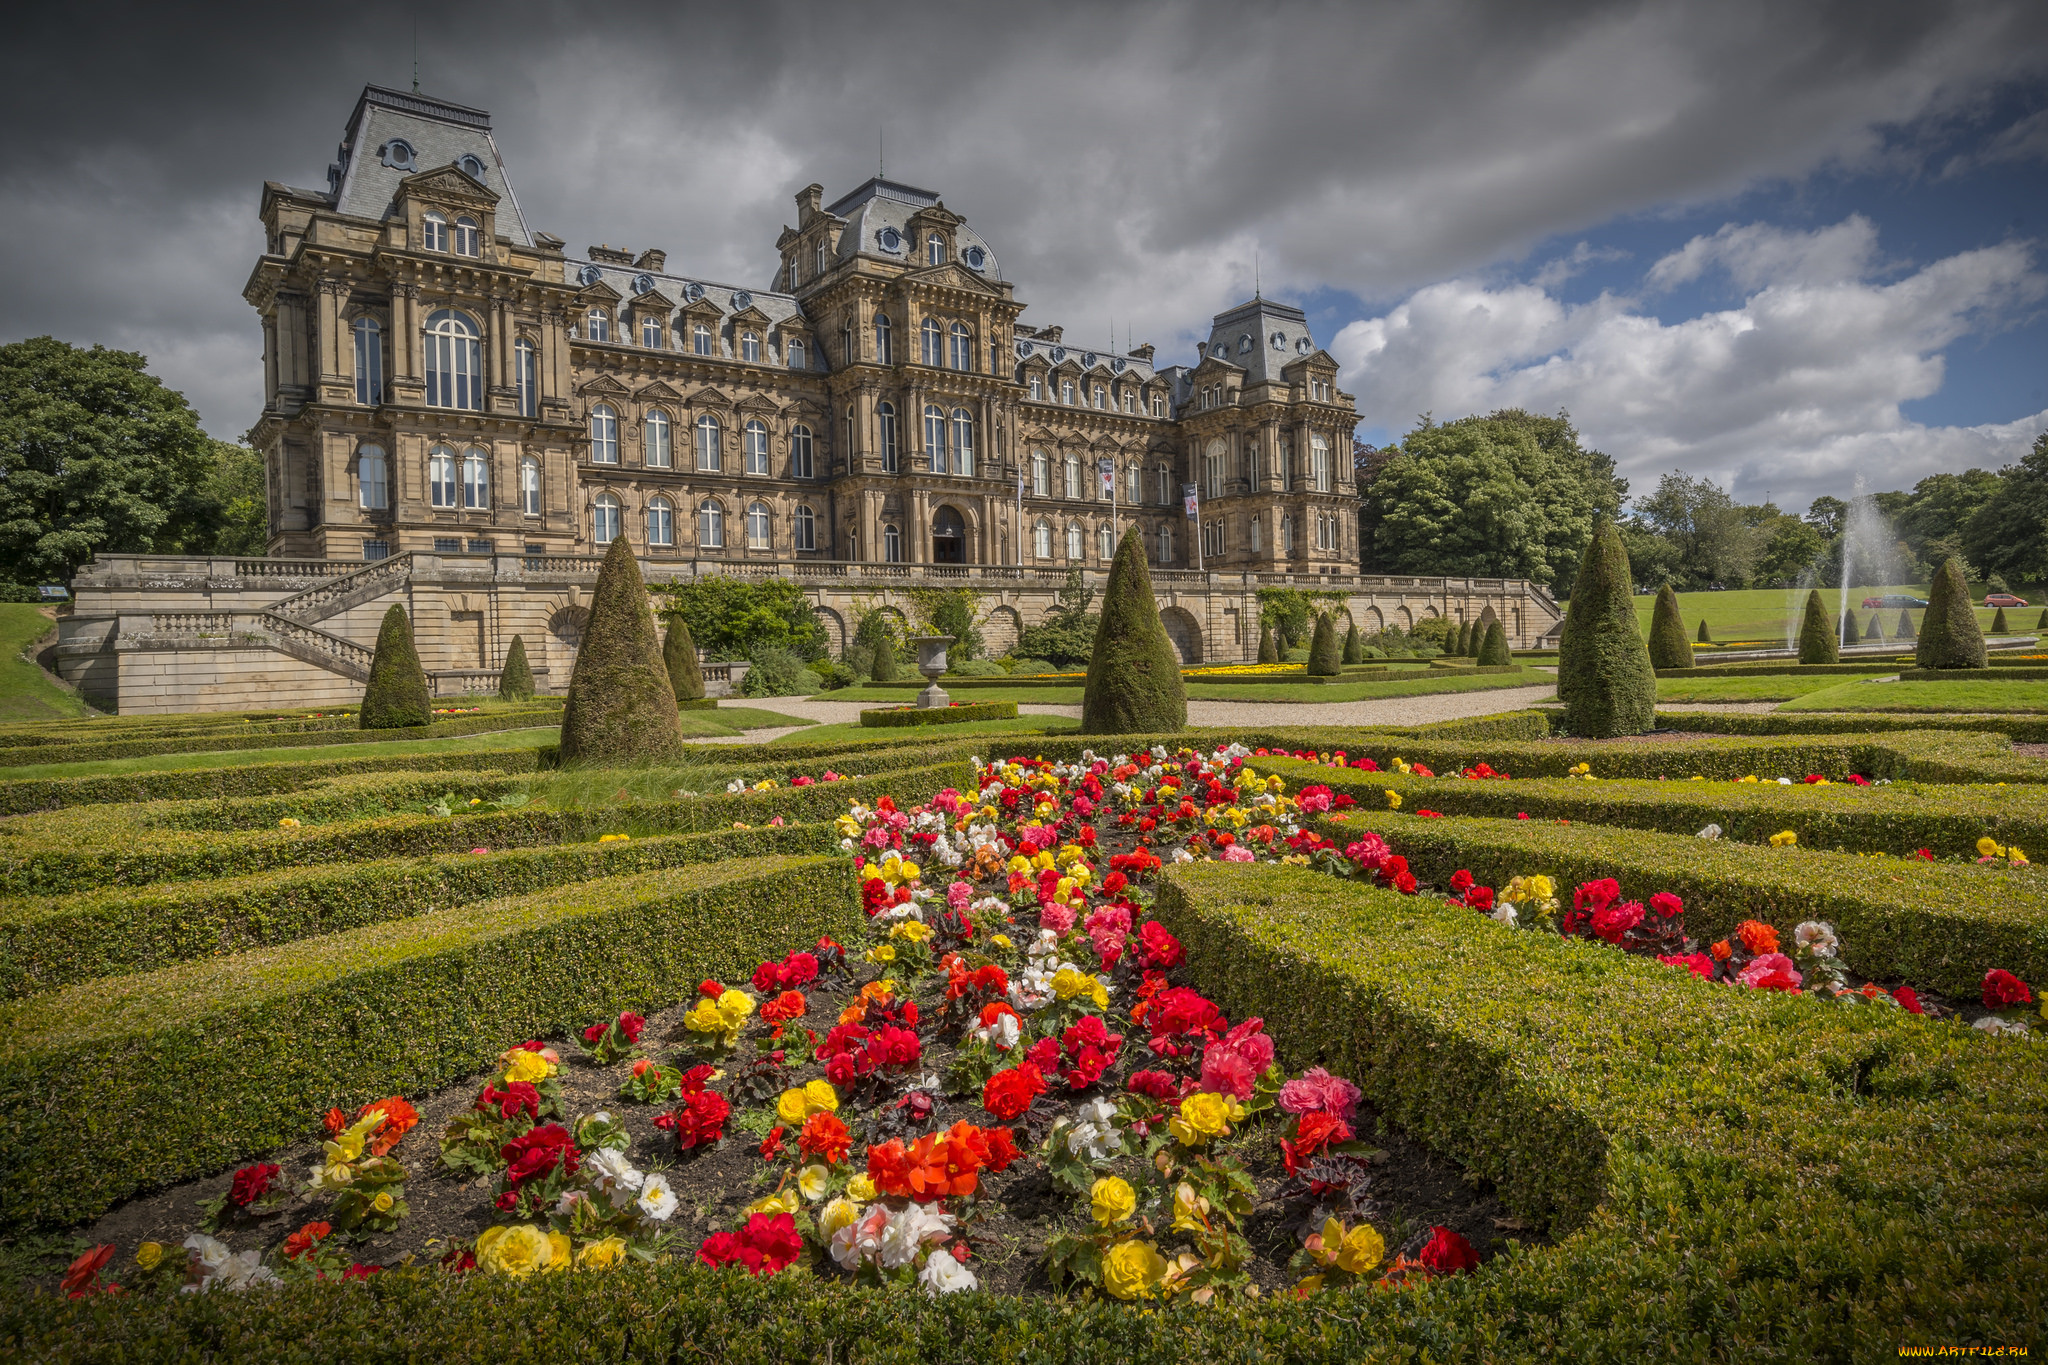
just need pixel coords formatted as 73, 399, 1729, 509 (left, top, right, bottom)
820, 177, 1003, 280
1200, 297, 1320, 386
329, 85, 533, 246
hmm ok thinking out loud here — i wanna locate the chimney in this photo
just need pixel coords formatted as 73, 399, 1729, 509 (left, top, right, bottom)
797, 183, 824, 219
634, 248, 666, 271
1131, 343, 1156, 363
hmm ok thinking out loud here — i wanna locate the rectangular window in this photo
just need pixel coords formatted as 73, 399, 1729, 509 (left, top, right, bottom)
467, 538, 493, 554
515, 340, 536, 418
525, 542, 547, 557
362, 539, 390, 561
433, 537, 462, 554
353, 322, 383, 405
1151, 395, 1164, 417
1029, 376, 1043, 401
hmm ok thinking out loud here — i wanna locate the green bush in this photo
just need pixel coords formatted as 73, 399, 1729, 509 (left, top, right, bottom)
1475, 620, 1511, 667
1696, 617, 1711, 643
497, 635, 536, 701
1841, 606, 1861, 646
859, 701, 1019, 728
740, 643, 823, 698
359, 604, 431, 729
662, 616, 705, 701
1900, 666, 2048, 681
0, 745, 551, 815
1654, 661, 1903, 678
0, 855, 858, 1226
853, 608, 901, 682
1555, 518, 1655, 736
1257, 624, 1277, 664
1653, 709, 2048, 742
1918, 556, 1986, 669
1081, 529, 1185, 734
1341, 619, 1363, 664
1646, 583, 1692, 669
0, 706, 562, 768
656, 576, 825, 662
1897, 609, 1916, 639
559, 539, 685, 766
1796, 589, 1839, 664
1992, 606, 2010, 635
1016, 571, 1101, 668
927, 589, 984, 660
1864, 610, 1886, 642
1306, 612, 1341, 676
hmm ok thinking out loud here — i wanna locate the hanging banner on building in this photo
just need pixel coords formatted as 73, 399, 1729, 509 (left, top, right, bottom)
1097, 457, 1115, 497
1183, 484, 1200, 518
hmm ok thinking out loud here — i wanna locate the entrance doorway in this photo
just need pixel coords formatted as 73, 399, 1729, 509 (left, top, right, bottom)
932, 505, 966, 564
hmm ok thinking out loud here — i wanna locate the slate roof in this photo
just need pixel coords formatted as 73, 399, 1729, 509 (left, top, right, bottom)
822, 178, 1002, 279
328, 86, 533, 245
1200, 298, 1319, 385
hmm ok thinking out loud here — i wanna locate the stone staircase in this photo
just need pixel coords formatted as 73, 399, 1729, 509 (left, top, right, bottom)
123, 611, 376, 683
267, 553, 417, 625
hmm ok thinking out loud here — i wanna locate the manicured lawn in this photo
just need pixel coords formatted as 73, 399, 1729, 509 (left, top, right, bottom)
1639, 584, 2043, 647
0, 605, 88, 722
0, 726, 561, 779
829, 669, 1546, 707
829, 685, 1085, 704
1781, 678, 2048, 713
1655, 673, 1891, 703
767, 714, 1079, 747
703, 705, 816, 731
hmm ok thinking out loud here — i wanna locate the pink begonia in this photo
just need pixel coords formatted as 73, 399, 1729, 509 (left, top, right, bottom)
1220, 844, 1256, 862
1217, 1019, 1274, 1073
1737, 952, 1803, 992
1071, 795, 1095, 818
1085, 905, 1133, 970
1277, 1066, 1362, 1122
1295, 785, 1333, 813
931, 789, 966, 815
1038, 903, 1076, 934
1199, 1047, 1257, 1099
947, 881, 973, 911
1344, 834, 1390, 870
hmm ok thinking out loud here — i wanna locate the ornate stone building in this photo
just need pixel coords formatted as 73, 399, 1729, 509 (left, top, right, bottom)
246, 84, 1363, 575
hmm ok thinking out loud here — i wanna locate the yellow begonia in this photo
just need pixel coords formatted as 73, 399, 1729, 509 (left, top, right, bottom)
476, 1225, 571, 1277
1385, 790, 1403, 810
1101, 1239, 1169, 1301
1167, 1092, 1243, 1146
598, 833, 630, 843
776, 1088, 810, 1125
1770, 830, 1798, 847
716, 989, 754, 1027
778, 1081, 839, 1123
797, 1165, 832, 1200
891, 919, 933, 942
2012, 846, 2030, 866
746, 1189, 801, 1216
1169, 1182, 1209, 1233
819, 1196, 862, 1238
1090, 1176, 1136, 1226
1978, 836, 2004, 858
1051, 966, 1109, 1008
501, 1049, 553, 1085
1318, 1217, 1386, 1274
846, 1173, 878, 1201
992, 933, 1013, 950
865, 944, 898, 964
372, 1191, 395, 1213
1006, 855, 1031, 874
834, 814, 862, 839
577, 1236, 628, 1270
1527, 875, 1554, 900
135, 1242, 167, 1271
1741, 775, 1759, 783
277, 817, 300, 830
1033, 851, 1056, 871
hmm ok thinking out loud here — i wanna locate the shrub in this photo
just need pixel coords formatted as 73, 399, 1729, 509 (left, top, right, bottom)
657, 576, 825, 662
1015, 572, 1100, 667
2038, 608, 2048, 631
1840, 607, 1860, 646
1555, 518, 1655, 737
1475, 620, 1511, 667
1918, 556, 1986, 669
0, 707, 560, 769
1342, 619, 1363, 664
1257, 625, 1278, 664
1897, 609, 1916, 639
739, 644, 821, 698
0, 747, 548, 816
663, 616, 706, 701
926, 589, 984, 660
1306, 612, 1341, 676
497, 635, 535, 701
1864, 611, 1885, 642
1697, 618, 1711, 643
1080, 528, 1185, 734
1992, 605, 2010, 635
1796, 589, 1839, 664
558, 539, 685, 766
859, 701, 1019, 728
358, 605, 431, 730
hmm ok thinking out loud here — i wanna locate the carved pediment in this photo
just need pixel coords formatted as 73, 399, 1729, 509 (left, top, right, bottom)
780, 397, 826, 419
400, 165, 499, 206
1020, 425, 1059, 443
686, 386, 734, 409
578, 279, 623, 303
680, 297, 725, 321
635, 379, 684, 403
1191, 354, 1244, 379
630, 288, 675, 312
906, 262, 1002, 295
728, 304, 771, 327
734, 393, 780, 415
577, 375, 631, 397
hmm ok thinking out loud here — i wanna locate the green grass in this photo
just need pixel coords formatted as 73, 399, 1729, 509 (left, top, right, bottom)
1782, 678, 2048, 713
1638, 584, 2043, 646
0, 606, 87, 723
830, 684, 1084, 704
1654, 673, 1879, 703
769, 714, 1080, 747
703, 705, 817, 731
828, 670, 1547, 706
0, 726, 560, 780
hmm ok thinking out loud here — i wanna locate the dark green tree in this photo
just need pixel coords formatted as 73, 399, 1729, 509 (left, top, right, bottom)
1634, 471, 1761, 590
199, 441, 268, 556
852, 608, 900, 681
1796, 590, 1839, 665
1647, 583, 1693, 669
1841, 608, 1860, 646
1080, 528, 1185, 734
662, 615, 705, 701
1307, 612, 1341, 676
1341, 619, 1363, 664
1454, 620, 1473, 657
1697, 618, 1712, 643
1257, 625, 1278, 664
498, 635, 535, 701
1476, 620, 1511, 666
926, 590, 985, 660
1960, 433, 2048, 586
2037, 609, 2048, 631
1015, 571, 1100, 667
1991, 606, 2009, 635
657, 576, 824, 661
0, 337, 222, 585
359, 604, 431, 729
1896, 610, 1916, 640
1917, 557, 1986, 669
1864, 612, 1885, 643
1555, 518, 1656, 737
559, 538, 685, 764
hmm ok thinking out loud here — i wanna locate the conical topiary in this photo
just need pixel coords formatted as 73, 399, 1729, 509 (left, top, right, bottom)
1081, 527, 1186, 735
1841, 608, 1860, 647
1697, 618, 1711, 644
1342, 619, 1363, 664
1991, 606, 2010, 635
1477, 620, 1511, 666
1896, 610, 1915, 640
1307, 612, 1342, 676
1864, 611, 1885, 642
1917, 557, 1985, 669
857, 611, 900, 682
1797, 590, 1839, 665
360, 603, 432, 729
558, 538, 686, 764
1449, 620, 1467, 656
1257, 625, 1278, 664
2037, 608, 2047, 632
1647, 583, 1693, 670
1555, 518, 1656, 737
498, 634, 535, 701
663, 616, 705, 701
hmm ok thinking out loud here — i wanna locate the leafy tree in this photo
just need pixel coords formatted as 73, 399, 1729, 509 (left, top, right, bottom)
199, 441, 268, 556
1962, 432, 2048, 588
1896, 469, 2001, 570
1256, 587, 1341, 646
1918, 556, 1985, 669
741, 643, 823, 697
498, 635, 535, 701
1612, 521, 1683, 594
657, 577, 824, 662
925, 590, 984, 660
1751, 513, 1827, 588
1804, 496, 1848, 540
1016, 571, 1100, 667
359, 605, 431, 729
850, 608, 901, 681
1796, 590, 1839, 665
559, 538, 684, 765
1307, 612, 1341, 676
0, 337, 220, 584
1555, 519, 1655, 736
1633, 471, 1761, 590
1647, 583, 1693, 669
1080, 528, 1185, 734
662, 617, 705, 701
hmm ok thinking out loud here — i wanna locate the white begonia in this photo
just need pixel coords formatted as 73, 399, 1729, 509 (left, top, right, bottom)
636, 1172, 679, 1221
554, 1189, 592, 1217
830, 1204, 889, 1269
184, 1234, 231, 1274
1490, 902, 1520, 928
1974, 1015, 2032, 1037
921, 1249, 978, 1295
1697, 824, 1723, 840
726, 778, 749, 794
972, 1010, 1022, 1049
1778, 777, 1794, 785
1171, 848, 1196, 864
213, 1250, 277, 1292
1793, 921, 1839, 958
879, 1203, 956, 1269
585, 1147, 644, 1195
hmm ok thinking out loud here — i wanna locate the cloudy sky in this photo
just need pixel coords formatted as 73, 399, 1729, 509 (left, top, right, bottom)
3, 0, 2044, 512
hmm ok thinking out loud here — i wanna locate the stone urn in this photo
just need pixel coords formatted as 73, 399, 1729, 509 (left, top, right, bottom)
908, 635, 956, 709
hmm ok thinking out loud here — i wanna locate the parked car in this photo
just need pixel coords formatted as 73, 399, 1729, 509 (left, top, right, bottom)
1861, 594, 1928, 608
1985, 593, 2029, 608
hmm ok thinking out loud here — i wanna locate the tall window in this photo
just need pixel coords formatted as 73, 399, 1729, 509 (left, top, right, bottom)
461, 448, 490, 509
924, 405, 947, 474
693, 323, 713, 356
1122, 390, 1135, 414
1157, 525, 1172, 562
1250, 514, 1262, 554
640, 314, 661, 347
878, 402, 899, 472
1093, 385, 1106, 409
741, 332, 761, 363
1151, 394, 1165, 417
1280, 439, 1293, 490
921, 318, 943, 367
950, 408, 974, 477
453, 216, 479, 256
589, 404, 618, 463
593, 493, 620, 546
787, 258, 800, 290
1126, 464, 1141, 502
873, 313, 892, 364
1060, 379, 1075, 405
787, 338, 805, 370
695, 415, 721, 471
1157, 464, 1171, 504
815, 240, 826, 276
883, 523, 901, 562
1098, 523, 1113, 558
521, 456, 541, 516
949, 322, 971, 371
794, 503, 816, 551
428, 445, 458, 507
697, 499, 724, 548
791, 424, 814, 478
747, 501, 771, 549
1203, 439, 1226, 498
1064, 456, 1080, 500
1280, 516, 1293, 556
422, 211, 448, 251
1028, 375, 1044, 401
644, 409, 671, 468
1311, 436, 1330, 492
423, 310, 481, 409
1031, 451, 1048, 497
1066, 523, 1083, 560
357, 445, 388, 510
745, 420, 769, 475
647, 495, 674, 546
1034, 519, 1052, 559
352, 317, 383, 405
926, 233, 945, 265
514, 336, 536, 417
586, 308, 610, 342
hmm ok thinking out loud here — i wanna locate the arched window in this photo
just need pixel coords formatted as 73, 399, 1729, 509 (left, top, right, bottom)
926, 233, 945, 265
1203, 439, 1226, 498
640, 314, 661, 348
1033, 519, 1053, 559
589, 404, 619, 464
924, 405, 947, 474
422, 211, 448, 252
1311, 435, 1330, 492
452, 216, 479, 256
1031, 450, 1048, 497
423, 310, 481, 409
1098, 523, 1113, 559
1064, 455, 1080, 500
873, 313, 892, 364
1066, 523, 1083, 560
1060, 378, 1075, 405
461, 448, 490, 509
593, 492, 620, 546
741, 332, 761, 363
428, 444, 458, 508
787, 338, 805, 370
794, 503, 816, 551
746, 501, 771, 549
646, 495, 674, 547
521, 456, 541, 516
697, 499, 724, 548
1249, 514, 1262, 554
1157, 464, 1171, 505
883, 523, 902, 563
949, 322, 971, 371
1157, 524, 1172, 562
1280, 515, 1293, 556
745, 420, 769, 475
692, 322, 713, 356
695, 415, 722, 471
514, 336, 536, 417
877, 402, 899, 472
791, 423, 814, 479
351, 317, 383, 406
920, 318, 943, 367
950, 408, 974, 477
644, 409, 671, 468
586, 308, 610, 342
357, 445, 388, 510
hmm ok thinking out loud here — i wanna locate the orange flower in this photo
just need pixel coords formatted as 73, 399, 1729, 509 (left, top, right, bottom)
799, 1111, 852, 1165
359, 1097, 419, 1156
283, 1221, 333, 1260
61, 1244, 116, 1298
322, 1107, 347, 1135
760, 991, 808, 1035
866, 1138, 916, 1197
1710, 940, 1732, 961
1735, 920, 1779, 956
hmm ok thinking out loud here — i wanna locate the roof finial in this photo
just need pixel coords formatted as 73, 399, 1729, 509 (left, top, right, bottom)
412, 12, 420, 94
1254, 247, 1260, 300
878, 126, 884, 180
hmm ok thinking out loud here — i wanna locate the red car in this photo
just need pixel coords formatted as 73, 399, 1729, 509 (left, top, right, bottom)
1985, 593, 2028, 608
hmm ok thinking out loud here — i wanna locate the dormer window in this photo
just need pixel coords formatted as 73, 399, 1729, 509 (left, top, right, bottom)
1029, 375, 1043, 401
379, 139, 416, 170
641, 315, 661, 347
963, 245, 987, 271
741, 332, 761, 363
926, 233, 946, 265
1271, 332, 1286, 349
814, 240, 827, 276
787, 338, 806, 370
422, 211, 449, 252
452, 216, 479, 256
1237, 334, 1253, 354
457, 153, 488, 180
1061, 379, 1075, 405
586, 308, 610, 342
693, 322, 713, 356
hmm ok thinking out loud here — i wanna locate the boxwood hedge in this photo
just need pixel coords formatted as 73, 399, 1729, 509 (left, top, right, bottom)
1656, 709, 2048, 744
0, 707, 563, 768
859, 700, 1021, 727
0, 854, 858, 1228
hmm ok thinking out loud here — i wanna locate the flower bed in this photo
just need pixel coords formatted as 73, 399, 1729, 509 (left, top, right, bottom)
859, 702, 1021, 728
